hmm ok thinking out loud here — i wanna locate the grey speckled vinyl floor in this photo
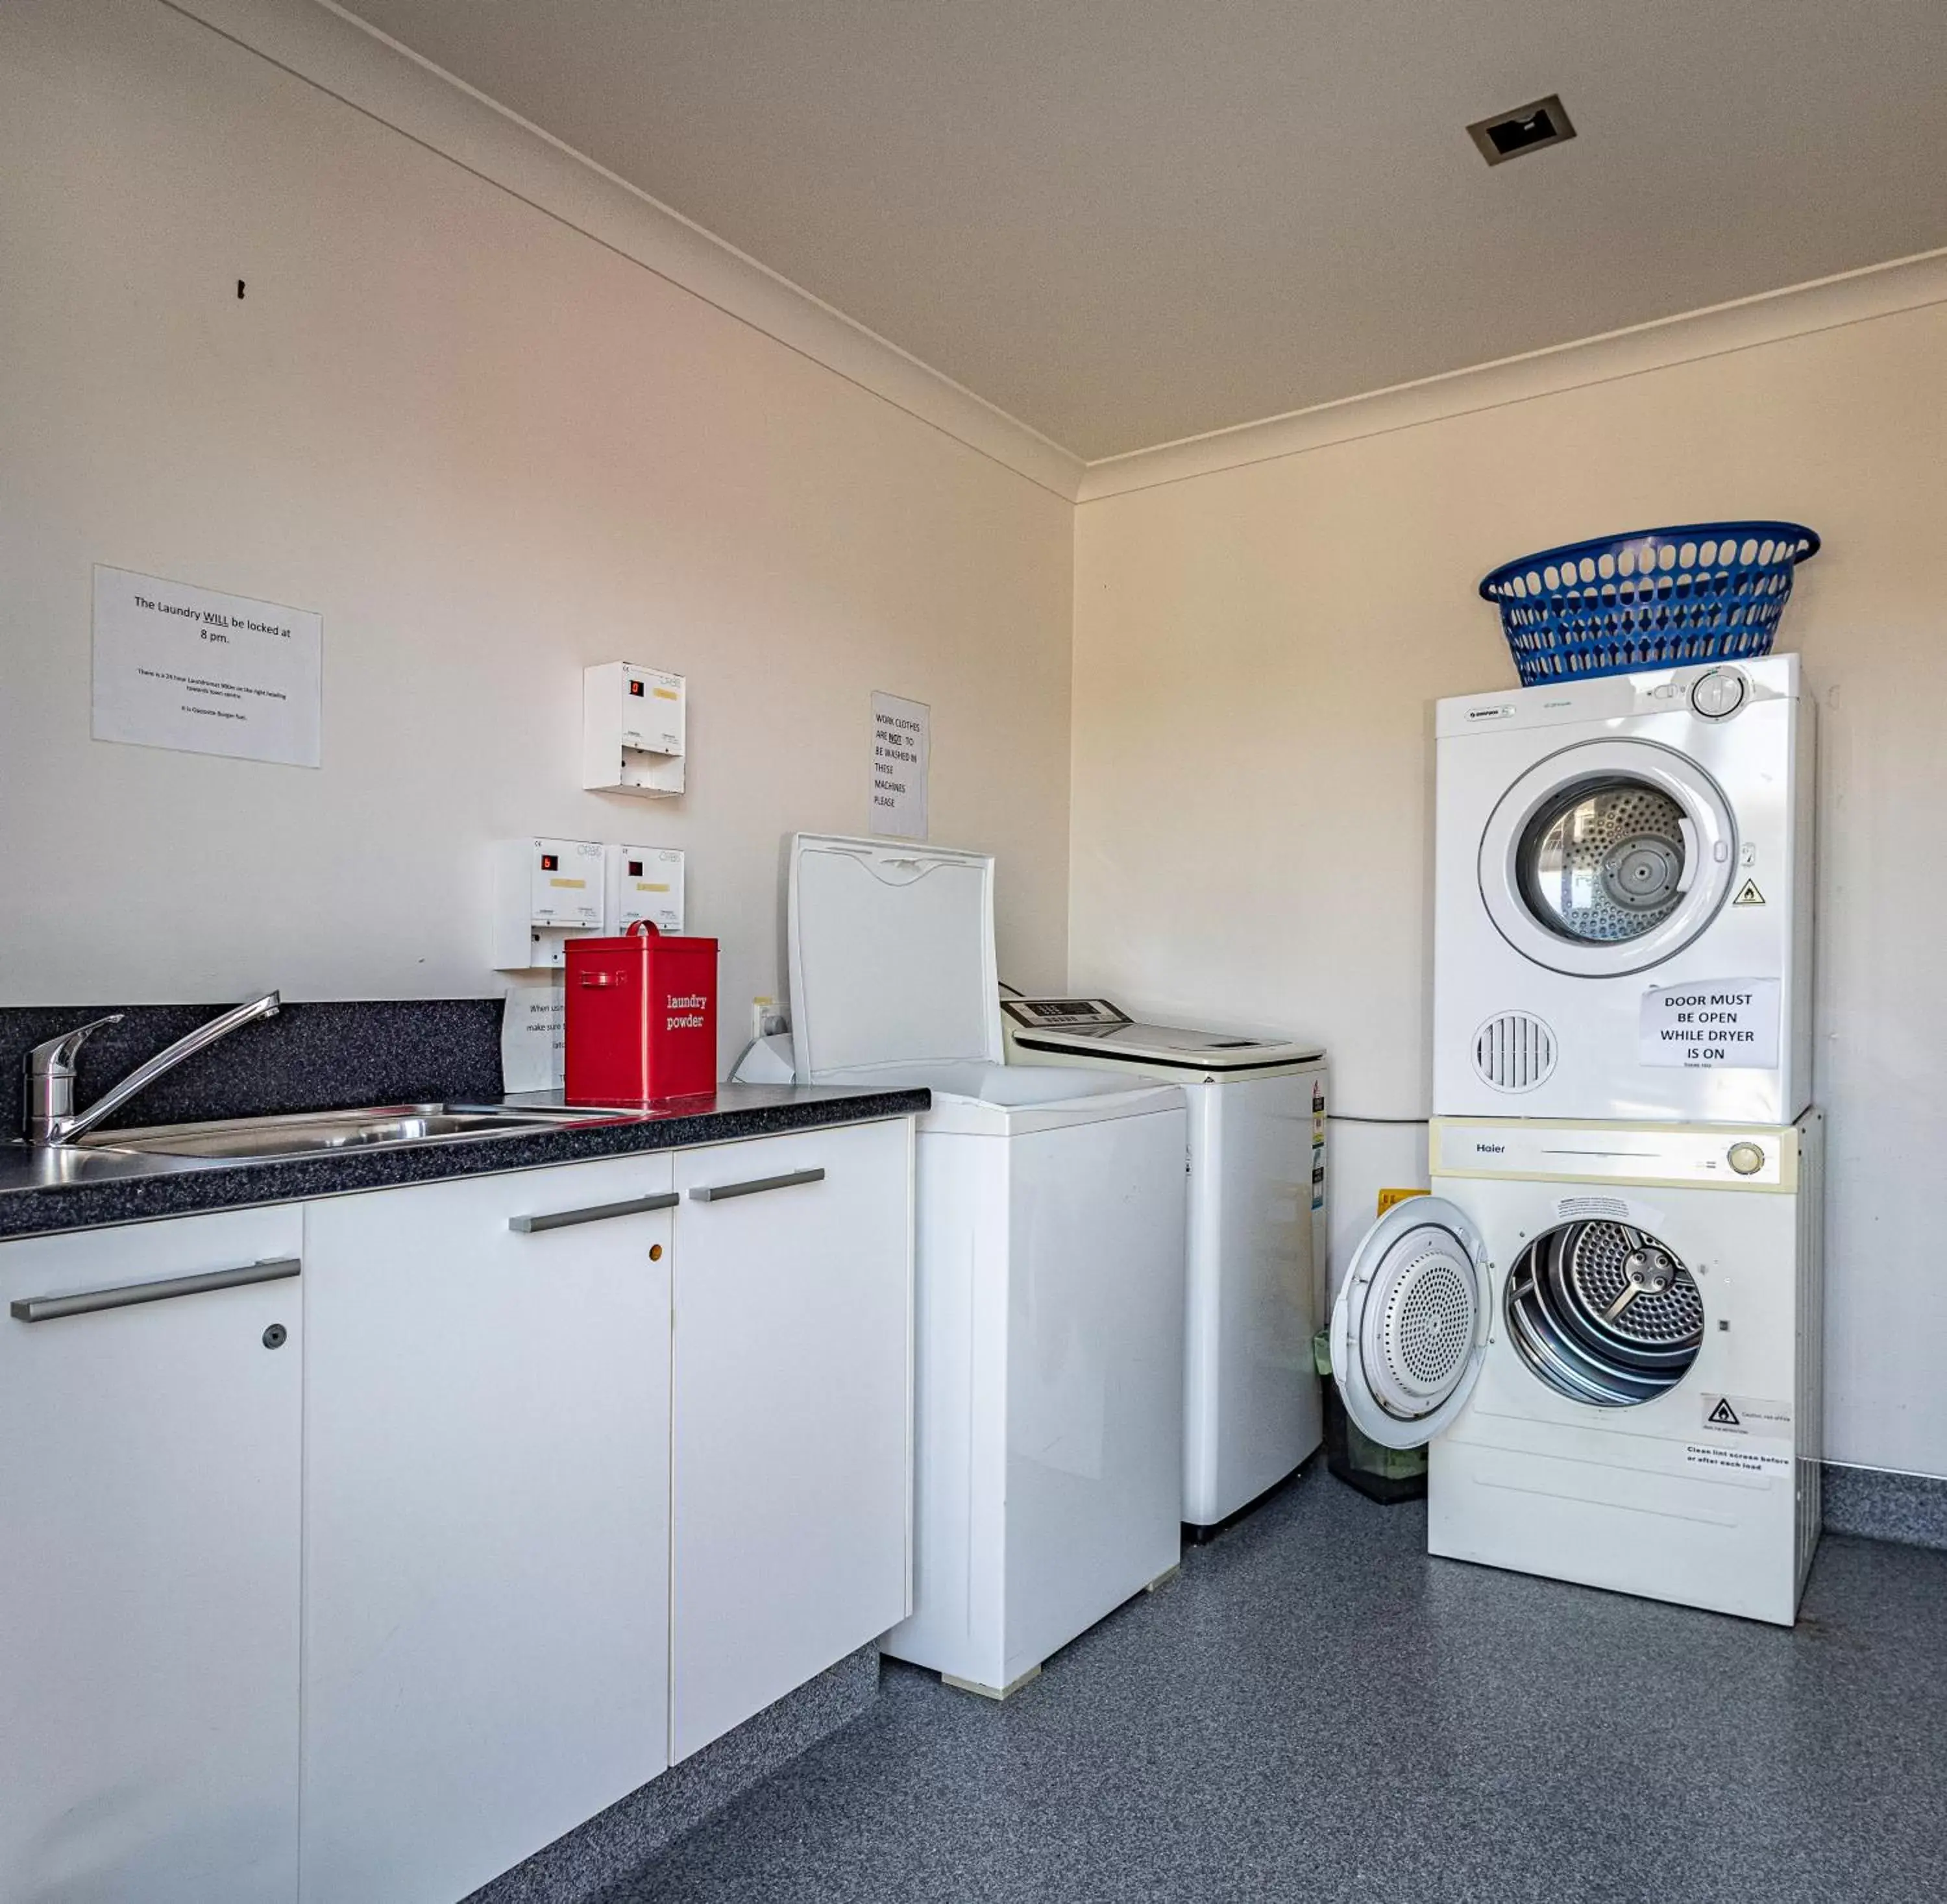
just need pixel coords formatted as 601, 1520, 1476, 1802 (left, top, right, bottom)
604, 1469, 1947, 1904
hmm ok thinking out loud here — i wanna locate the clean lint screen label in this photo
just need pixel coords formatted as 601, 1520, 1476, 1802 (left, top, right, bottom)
1639, 979, 1780, 1068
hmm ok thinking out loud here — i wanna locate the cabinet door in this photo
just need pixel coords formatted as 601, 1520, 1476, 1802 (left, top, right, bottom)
670, 1119, 912, 1760
0, 1208, 304, 1904
300, 1158, 672, 1904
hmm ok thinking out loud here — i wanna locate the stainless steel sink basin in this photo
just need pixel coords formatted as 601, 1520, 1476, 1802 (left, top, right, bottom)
75, 1103, 626, 1162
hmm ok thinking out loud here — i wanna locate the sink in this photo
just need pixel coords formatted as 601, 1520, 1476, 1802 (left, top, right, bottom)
75, 1103, 628, 1162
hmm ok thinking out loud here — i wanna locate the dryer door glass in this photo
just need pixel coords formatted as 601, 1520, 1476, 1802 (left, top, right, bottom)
1329, 1197, 1489, 1451
1505, 1219, 1702, 1406
1478, 739, 1738, 979
1519, 777, 1689, 944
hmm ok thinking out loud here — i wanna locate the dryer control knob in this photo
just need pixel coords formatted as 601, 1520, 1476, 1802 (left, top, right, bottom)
1691, 668, 1748, 719
1727, 1141, 1766, 1176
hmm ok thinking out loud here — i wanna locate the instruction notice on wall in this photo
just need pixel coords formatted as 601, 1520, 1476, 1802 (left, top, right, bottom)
501, 977, 566, 1093
869, 690, 929, 840
92, 564, 322, 768
1639, 979, 1780, 1069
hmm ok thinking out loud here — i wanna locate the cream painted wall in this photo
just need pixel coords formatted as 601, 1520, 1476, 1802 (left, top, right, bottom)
0, 0, 1075, 1062
1072, 300, 1947, 1478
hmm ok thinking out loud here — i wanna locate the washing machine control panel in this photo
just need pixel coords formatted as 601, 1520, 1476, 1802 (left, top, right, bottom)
999, 997, 1130, 1029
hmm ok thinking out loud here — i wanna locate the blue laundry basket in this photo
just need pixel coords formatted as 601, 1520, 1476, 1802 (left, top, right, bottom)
1478, 521, 1820, 687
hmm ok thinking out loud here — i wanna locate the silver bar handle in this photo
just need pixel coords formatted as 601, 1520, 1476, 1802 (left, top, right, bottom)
688, 1167, 826, 1204
508, 1191, 678, 1234
11, 1256, 300, 1324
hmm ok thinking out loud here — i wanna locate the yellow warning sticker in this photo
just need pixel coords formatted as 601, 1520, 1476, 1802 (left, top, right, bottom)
1732, 879, 1766, 907
1377, 1186, 1429, 1216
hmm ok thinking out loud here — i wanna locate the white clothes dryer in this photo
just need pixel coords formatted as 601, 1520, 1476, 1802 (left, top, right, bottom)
999, 998, 1329, 1534
788, 835, 1188, 1698
1435, 654, 1813, 1124
1329, 1113, 1824, 1626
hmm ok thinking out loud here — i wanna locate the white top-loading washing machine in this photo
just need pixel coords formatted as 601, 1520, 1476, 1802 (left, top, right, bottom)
1436, 655, 1814, 1125
1329, 1113, 1823, 1625
999, 998, 1329, 1533
788, 835, 1189, 1698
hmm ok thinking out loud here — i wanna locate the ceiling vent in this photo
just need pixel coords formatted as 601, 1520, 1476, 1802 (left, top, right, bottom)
1467, 95, 1576, 166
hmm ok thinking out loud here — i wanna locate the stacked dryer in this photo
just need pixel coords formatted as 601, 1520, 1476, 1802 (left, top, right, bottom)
1330, 655, 1824, 1624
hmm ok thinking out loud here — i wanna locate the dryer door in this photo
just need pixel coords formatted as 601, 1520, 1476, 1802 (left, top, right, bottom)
1329, 1198, 1490, 1451
1478, 739, 1737, 978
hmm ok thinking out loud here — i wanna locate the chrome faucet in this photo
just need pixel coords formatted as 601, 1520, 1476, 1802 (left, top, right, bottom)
22, 992, 282, 1147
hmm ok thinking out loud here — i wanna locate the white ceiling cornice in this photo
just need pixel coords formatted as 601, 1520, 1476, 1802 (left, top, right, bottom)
161, 0, 1090, 500
1077, 245, 1947, 502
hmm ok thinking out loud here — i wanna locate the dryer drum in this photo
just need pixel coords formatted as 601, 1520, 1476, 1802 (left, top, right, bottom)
1517, 776, 1690, 945
1506, 1220, 1703, 1408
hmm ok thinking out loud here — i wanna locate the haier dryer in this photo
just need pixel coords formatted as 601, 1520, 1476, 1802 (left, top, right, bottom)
1436, 655, 1813, 1125
1001, 998, 1329, 1535
1329, 1113, 1823, 1625
789, 835, 1188, 1698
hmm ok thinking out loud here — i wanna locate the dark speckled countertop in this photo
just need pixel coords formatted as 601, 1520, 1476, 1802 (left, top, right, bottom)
0, 1085, 929, 1242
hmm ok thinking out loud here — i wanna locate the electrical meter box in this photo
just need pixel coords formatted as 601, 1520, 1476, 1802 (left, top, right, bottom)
583, 662, 685, 798
493, 836, 606, 970
606, 844, 685, 936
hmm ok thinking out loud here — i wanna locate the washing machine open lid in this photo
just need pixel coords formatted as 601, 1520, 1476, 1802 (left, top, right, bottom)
789, 832, 1003, 1082
1330, 1196, 1491, 1450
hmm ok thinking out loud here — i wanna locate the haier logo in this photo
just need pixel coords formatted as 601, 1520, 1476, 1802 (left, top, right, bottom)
1475, 1141, 1506, 1154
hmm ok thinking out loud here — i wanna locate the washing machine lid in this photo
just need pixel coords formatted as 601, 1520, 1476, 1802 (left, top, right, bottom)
788, 833, 1003, 1081
1329, 1196, 1490, 1451
1002, 999, 1324, 1071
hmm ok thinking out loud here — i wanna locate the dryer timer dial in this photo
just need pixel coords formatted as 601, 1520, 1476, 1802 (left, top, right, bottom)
1726, 1141, 1766, 1176
1691, 668, 1748, 719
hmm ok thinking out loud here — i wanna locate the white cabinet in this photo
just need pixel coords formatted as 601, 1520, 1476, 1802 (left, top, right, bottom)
670, 1119, 912, 1760
299, 1158, 674, 1904
0, 1207, 304, 1904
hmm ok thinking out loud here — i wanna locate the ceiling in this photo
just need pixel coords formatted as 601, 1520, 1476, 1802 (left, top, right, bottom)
341, 0, 1947, 461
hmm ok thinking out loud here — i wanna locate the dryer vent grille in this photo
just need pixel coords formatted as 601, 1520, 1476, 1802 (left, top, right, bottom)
1473, 1012, 1558, 1092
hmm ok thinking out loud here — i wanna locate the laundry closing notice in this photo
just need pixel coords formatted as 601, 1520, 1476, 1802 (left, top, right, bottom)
1639, 978, 1780, 1068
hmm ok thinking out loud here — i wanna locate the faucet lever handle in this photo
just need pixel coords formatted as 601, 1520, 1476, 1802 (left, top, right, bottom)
26, 1014, 126, 1077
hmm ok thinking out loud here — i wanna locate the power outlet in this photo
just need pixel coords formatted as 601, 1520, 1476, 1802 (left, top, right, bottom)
750, 997, 790, 1041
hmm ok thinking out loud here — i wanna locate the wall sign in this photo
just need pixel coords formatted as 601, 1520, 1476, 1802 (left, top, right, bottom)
92, 564, 322, 768
869, 690, 929, 840
1639, 979, 1780, 1069
500, 977, 565, 1092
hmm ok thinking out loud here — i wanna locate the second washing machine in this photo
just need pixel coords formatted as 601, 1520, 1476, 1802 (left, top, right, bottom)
1002, 999, 1329, 1535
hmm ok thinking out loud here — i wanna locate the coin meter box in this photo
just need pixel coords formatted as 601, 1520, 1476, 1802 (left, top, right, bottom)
583, 663, 685, 798
564, 923, 718, 1105
493, 836, 606, 970
606, 844, 685, 935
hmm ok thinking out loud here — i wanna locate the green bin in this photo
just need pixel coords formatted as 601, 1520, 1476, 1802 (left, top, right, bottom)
1312, 1329, 1427, 1504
